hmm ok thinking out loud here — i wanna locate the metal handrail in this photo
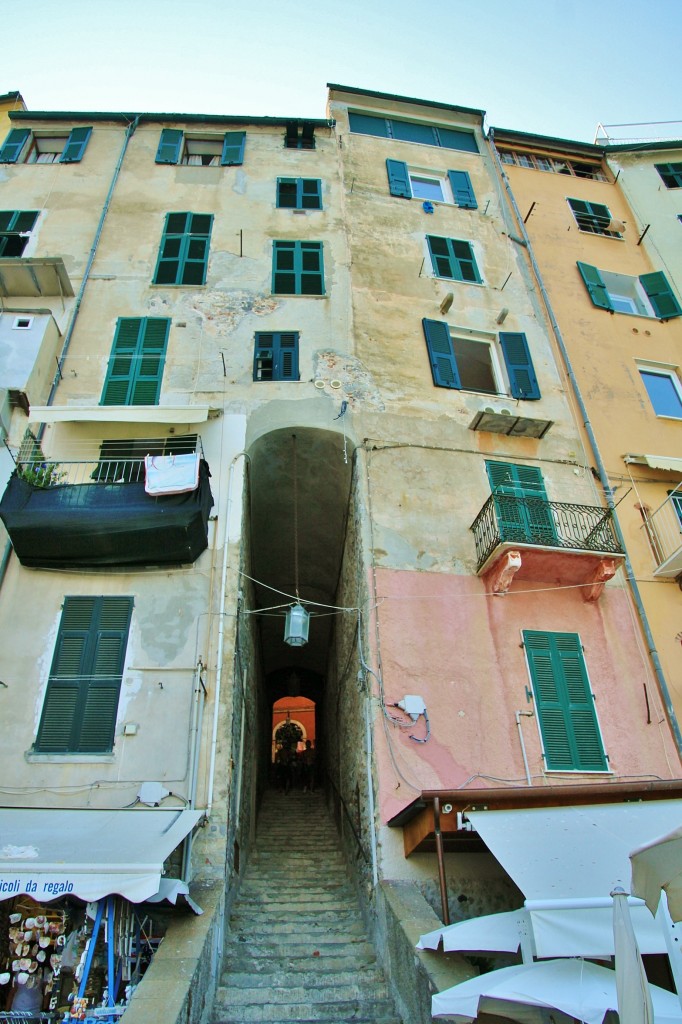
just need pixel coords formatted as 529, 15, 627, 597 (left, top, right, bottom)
325, 772, 369, 864
471, 492, 623, 571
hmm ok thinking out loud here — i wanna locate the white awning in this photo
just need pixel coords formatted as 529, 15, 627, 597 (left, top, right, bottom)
624, 454, 682, 473
417, 909, 529, 953
28, 405, 210, 425
0, 808, 202, 904
466, 801, 682, 958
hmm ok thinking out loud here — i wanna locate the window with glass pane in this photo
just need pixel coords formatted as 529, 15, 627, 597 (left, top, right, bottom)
409, 175, 444, 201
277, 178, 322, 210
272, 241, 324, 295
427, 235, 481, 283
640, 369, 682, 418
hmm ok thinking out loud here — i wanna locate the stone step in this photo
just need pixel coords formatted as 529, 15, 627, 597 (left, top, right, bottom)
224, 934, 371, 955
221, 968, 386, 990
216, 980, 390, 1006
223, 949, 378, 972
212, 999, 399, 1022
228, 911, 364, 932
215, 1019, 401, 1024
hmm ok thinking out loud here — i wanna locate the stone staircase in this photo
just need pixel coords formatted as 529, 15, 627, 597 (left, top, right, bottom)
212, 788, 404, 1024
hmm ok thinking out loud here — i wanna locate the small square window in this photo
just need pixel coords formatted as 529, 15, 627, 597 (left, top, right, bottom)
639, 367, 682, 418
12, 316, 33, 330
181, 137, 223, 166
655, 163, 682, 189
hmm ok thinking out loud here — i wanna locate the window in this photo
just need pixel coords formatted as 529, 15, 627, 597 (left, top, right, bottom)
422, 320, 540, 398
253, 332, 299, 381
497, 148, 607, 181
155, 128, 245, 166
655, 163, 682, 189
272, 241, 324, 295
35, 596, 133, 754
0, 210, 39, 257
101, 318, 170, 406
284, 121, 316, 150
12, 316, 33, 330
567, 198, 621, 237
523, 630, 608, 772
426, 236, 481, 283
277, 178, 322, 210
93, 435, 198, 482
639, 367, 682, 418
486, 461, 556, 545
153, 213, 213, 286
670, 490, 682, 530
577, 262, 682, 320
0, 126, 92, 164
349, 112, 478, 153
386, 160, 477, 208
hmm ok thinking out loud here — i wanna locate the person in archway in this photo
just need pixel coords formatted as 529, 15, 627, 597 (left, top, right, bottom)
301, 739, 316, 792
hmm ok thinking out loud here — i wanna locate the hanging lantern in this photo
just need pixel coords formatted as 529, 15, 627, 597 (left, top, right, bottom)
284, 604, 310, 647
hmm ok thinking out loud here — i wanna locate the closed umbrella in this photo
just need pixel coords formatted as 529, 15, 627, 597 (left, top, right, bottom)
611, 887, 653, 1024
431, 957, 682, 1024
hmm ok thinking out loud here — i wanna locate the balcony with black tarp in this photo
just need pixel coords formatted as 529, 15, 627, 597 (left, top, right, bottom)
0, 437, 213, 569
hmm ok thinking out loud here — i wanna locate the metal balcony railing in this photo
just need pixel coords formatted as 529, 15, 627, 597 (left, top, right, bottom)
6, 435, 204, 505
470, 492, 623, 571
641, 486, 682, 577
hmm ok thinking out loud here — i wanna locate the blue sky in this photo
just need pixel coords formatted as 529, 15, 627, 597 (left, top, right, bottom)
5, 0, 681, 144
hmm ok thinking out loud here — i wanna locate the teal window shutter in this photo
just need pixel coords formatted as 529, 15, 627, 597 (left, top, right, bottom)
156, 128, 183, 164
655, 162, 682, 188
523, 630, 608, 772
499, 332, 540, 400
101, 317, 170, 406
0, 128, 31, 163
486, 461, 555, 544
272, 241, 324, 295
577, 261, 613, 311
427, 236, 481, 283
422, 319, 460, 389
447, 170, 477, 209
435, 127, 478, 153
386, 159, 411, 198
35, 597, 133, 754
348, 112, 390, 137
568, 198, 616, 235
153, 212, 213, 285
253, 332, 300, 381
0, 210, 39, 257
639, 271, 682, 320
60, 126, 92, 163
221, 131, 245, 166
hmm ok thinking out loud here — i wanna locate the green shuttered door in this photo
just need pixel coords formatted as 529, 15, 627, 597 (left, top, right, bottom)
523, 630, 607, 771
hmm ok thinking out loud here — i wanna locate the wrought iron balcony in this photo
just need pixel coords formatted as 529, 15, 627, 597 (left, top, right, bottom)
471, 492, 624, 574
0, 437, 213, 569
641, 486, 682, 578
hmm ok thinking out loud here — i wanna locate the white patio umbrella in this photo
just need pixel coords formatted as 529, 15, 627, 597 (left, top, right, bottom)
631, 826, 682, 921
431, 957, 682, 1024
611, 887, 654, 1024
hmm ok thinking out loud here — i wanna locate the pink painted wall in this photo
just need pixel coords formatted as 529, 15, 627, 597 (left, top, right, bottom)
371, 568, 681, 824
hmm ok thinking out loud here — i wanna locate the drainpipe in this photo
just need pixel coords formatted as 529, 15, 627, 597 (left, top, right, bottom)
515, 710, 534, 785
0, 540, 11, 593
487, 129, 682, 760
36, 115, 141, 440
206, 450, 249, 816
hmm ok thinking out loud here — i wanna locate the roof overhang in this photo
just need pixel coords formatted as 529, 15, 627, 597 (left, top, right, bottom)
29, 405, 210, 425
0, 258, 74, 299
624, 453, 682, 474
0, 807, 202, 903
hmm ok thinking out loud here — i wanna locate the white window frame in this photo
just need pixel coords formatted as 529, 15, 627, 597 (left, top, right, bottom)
602, 271, 656, 318
12, 315, 33, 330
408, 169, 453, 204
26, 133, 69, 164
450, 325, 508, 396
637, 361, 682, 419
180, 134, 224, 167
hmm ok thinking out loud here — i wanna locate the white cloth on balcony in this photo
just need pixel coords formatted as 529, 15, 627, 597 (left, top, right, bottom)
144, 453, 200, 496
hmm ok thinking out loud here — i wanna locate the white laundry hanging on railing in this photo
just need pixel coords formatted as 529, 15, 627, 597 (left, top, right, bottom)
144, 453, 200, 496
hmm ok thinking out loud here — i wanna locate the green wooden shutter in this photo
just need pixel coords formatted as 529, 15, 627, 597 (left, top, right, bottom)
273, 241, 323, 295
221, 131, 245, 166
101, 318, 169, 406
499, 332, 540, 400
60, 127, 92, 163
35, 597, 132, 753
577, 262, 613, 310
447, 170, 477, 209
0, 128, 30, 163
486, 462, 555, 544
655, 163, 682, 189
524, 630, 607, 771
301, 179, 322, 209
452, 239, 481, 282
386, 159, 411, 198
156, 128, 183, 164
422, 319, 460, 389
639, 272, 682, 320
427, 236, 455, 278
